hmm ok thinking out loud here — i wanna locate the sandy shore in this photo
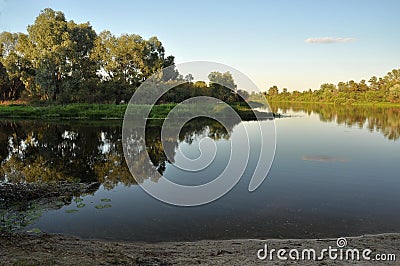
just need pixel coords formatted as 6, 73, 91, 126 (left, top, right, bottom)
0, 233, 399, 265
1, 183, 399, 265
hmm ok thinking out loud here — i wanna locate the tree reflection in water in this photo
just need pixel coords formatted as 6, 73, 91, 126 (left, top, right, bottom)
2, 103, 398, 190
270, 102, 400, 141
0, 118, 232, 189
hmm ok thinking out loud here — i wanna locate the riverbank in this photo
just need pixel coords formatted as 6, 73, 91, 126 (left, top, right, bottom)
0, 233, 398, 265
0, 104, 128, 120
1, 183, 398, 265
0, 103, 274, 120
0, 182, 101, 233
2, 101, 397, 121
0, 182, 99, 207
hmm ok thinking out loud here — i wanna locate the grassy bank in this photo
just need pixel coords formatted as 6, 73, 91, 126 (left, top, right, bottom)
3, 100, 397, 121
0, 104, 128, 120
0, 103, 272, 120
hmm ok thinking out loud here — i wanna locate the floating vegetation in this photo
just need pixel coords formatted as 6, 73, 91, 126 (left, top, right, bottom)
65, 209, 79, 214
95, 204, 112, 209
100, 198, 112, 202
74, 197, 84, 203
0, 182, 99, 233
1, 203, 45, 233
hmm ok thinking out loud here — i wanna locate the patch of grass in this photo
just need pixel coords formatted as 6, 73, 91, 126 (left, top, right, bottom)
0, 103, 128, 120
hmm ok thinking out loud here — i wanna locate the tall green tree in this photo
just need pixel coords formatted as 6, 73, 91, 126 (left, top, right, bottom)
23, 8, 97, 102
208, 71, 237, 102
388, 84, 400, 103
60, 21, 98, 103
268, 85, 279, 96
0, 32, 33, 100
25, 8, 71, 101
0, 62, 10, 102
93, 31, 174, 103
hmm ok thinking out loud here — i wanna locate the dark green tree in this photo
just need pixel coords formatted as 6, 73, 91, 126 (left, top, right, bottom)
0, 62, 10, 102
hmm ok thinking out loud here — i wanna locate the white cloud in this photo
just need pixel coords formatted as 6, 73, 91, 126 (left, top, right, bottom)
305, 37, 356, 44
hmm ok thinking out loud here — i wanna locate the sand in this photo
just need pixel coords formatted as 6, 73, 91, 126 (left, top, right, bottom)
0, 233, 399, 265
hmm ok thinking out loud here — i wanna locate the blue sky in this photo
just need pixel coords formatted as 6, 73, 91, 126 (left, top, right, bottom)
1, 0, 399, 91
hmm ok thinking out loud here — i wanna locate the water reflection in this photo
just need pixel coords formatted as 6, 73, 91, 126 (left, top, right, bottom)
1, 103, 399, 188
269, 102, 400, 141
0, 118, 232, 188
0, 118, 235, 232
1, 104, 400, 240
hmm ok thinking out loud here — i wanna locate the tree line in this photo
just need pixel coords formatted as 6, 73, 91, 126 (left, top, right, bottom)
265, 69, 400, 104
0, 8, 245, 105
2, 8, 398, 106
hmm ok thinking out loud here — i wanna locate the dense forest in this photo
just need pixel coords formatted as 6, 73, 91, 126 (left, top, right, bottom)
264, 69, 400, 104
0, 8, 244, 105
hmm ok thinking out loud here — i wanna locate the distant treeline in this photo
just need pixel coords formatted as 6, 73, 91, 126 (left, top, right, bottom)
0, 8, 245, 105
264, 69, 400, 104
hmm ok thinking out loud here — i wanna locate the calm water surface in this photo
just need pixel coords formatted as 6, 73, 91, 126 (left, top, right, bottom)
1, 103, 400, 241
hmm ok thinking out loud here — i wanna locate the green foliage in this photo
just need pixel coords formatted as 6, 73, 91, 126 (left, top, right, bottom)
208, 71, 236, 89
0, 8, 174, 105
91, 30, 174, 104
388, 84, 400, 103
268, 85, 279, 96
265, 69, 400, 105
207, 71, 239, 102
1, 8, 398, 107
1, 201, 45, 233
0, 102, 270, 121
0, 62, 10, 101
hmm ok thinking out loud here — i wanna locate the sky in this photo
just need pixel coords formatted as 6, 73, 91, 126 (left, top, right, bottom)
1, 0, 399, 91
